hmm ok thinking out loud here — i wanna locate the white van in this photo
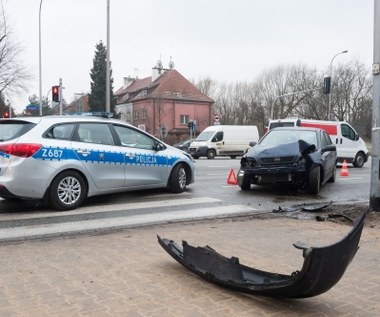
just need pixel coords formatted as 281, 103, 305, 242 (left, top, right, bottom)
188, 125, 259, 159
267, 118, 369, 167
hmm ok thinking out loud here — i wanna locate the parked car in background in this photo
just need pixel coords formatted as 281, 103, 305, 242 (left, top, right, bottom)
237, 127, 337, 194
173, 138, 195, 153
0, 115, 195, 211
188, 125, 259, 159
266, 118, 368, 167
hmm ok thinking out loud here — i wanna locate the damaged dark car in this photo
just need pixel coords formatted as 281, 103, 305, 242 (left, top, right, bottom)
237, 127, 337, 194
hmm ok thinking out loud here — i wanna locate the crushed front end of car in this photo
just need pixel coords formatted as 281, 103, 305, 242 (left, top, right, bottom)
237, 140, 316, 190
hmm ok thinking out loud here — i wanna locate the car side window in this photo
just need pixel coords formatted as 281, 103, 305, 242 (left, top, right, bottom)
212, 132, 223, 142
45, 123, 76, 140
113, 125, 155, 150
341, 124, 356, 141
77, 123, 115, 145
321, 131, 332, 147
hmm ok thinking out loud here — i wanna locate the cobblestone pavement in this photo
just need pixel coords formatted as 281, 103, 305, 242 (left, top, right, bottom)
0, 211, 379, 317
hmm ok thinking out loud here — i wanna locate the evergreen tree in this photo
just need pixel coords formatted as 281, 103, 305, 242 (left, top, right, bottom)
88, 41, 116, 113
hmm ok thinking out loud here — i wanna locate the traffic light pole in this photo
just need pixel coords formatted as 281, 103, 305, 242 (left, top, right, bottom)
59, 78, 63, 115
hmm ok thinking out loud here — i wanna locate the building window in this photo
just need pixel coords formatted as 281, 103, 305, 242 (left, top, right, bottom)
180, 115, 189, 124
141, 109, 147, 120
133, 110, 139, 120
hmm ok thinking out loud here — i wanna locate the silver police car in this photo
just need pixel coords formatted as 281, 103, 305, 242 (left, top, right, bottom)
0, 115, 195, 211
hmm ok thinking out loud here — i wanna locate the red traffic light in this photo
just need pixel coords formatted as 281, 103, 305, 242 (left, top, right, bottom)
52, 85, 60, 102
3, 112, 9, 118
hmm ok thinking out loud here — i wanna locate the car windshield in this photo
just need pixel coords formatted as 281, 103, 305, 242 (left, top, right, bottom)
195, 131, 214, 141
260, 130, 317, 147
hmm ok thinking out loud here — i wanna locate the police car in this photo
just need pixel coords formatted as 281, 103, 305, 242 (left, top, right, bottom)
0, 115, 195, 211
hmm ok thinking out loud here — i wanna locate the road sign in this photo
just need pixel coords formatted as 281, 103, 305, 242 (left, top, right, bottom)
26, 105, 40, 111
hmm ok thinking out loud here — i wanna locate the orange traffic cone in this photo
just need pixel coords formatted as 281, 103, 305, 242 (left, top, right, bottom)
340, 160, 349, 177
227, 169, 238, 185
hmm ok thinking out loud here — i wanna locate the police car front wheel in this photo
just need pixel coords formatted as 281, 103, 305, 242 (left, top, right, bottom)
169, 164, 187, 193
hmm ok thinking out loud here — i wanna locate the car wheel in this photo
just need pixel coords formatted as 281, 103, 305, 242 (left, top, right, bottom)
307, 166, 320, 195
49, 170, 87, 211
240, 179, 251, 191
207, 150, 216, 159
192, 155, 199, 159
328, 163, 337, 183
353, 152, 365, 168
169, 164, 187, 193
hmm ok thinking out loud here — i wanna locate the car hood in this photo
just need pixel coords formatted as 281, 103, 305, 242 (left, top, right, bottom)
247, 140, 316, 162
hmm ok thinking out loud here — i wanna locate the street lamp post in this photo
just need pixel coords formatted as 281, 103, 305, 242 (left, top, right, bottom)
327, 50, 348, 120
38, 0, 43, 116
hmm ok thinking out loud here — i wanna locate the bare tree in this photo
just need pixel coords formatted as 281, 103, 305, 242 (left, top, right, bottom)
330, 59, 372, 122
193, 77, 218, 100
0, 4, 30, 98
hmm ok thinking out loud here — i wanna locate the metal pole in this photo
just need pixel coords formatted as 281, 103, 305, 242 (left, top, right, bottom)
106, 0, 111, 113
59, 78, 63, 115
327, 50, 348, 120
7, 99, 11, 118
38, 0, 43, 116
370, 0, 380, 211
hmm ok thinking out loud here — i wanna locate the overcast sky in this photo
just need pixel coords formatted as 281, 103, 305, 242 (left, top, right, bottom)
3, 0, 375, 112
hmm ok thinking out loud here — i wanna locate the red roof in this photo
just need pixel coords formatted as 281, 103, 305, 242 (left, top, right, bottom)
116, 70, 214, 104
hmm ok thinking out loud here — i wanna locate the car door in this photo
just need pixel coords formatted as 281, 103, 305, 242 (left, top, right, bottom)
338, 123, 359, 160
112, 124, 168, 187
320, 131, 336, 179
71, 122, 125, 189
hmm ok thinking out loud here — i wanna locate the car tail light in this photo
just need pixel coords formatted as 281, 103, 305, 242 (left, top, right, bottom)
0, 143, 42, 158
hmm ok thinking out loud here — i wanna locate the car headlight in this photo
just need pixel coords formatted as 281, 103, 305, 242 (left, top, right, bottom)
241, 157, 256, 168
298, 157, 306, 166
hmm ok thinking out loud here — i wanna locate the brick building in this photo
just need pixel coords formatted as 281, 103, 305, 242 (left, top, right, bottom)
115, 67, 214, 144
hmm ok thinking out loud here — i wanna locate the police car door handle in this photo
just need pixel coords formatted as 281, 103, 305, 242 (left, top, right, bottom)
77, 149, 91, 157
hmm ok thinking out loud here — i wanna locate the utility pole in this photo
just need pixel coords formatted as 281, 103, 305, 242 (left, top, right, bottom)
106, 0, 111, 113
370, 0, 380, 211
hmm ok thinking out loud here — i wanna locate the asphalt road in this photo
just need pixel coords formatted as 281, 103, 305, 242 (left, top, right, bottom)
0, 157, 371, 241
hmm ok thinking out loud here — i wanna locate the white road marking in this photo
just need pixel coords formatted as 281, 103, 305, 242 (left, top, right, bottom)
0, 204, 258, 240
0, 196, 222, 220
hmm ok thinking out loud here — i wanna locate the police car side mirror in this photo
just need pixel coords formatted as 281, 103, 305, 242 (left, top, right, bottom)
154, 142, 165, 151
249, 141, 257, 147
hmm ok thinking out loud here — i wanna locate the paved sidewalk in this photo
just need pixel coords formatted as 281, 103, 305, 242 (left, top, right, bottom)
0, 212, 379, 317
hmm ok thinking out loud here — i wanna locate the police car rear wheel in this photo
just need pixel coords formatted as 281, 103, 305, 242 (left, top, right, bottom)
49, 171, 87, 211
169, 164, 187, 193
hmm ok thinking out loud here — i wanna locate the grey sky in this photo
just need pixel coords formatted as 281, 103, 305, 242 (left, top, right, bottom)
3, 0, 374, 111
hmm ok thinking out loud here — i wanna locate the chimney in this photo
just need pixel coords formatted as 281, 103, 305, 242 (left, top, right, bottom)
123, 76, 135, 89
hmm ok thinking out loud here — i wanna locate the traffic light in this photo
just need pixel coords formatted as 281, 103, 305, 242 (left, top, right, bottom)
3, 111, 9, 118
187, 121, 193, 129
323, 76, 331, 94
52, 85, 60, 102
